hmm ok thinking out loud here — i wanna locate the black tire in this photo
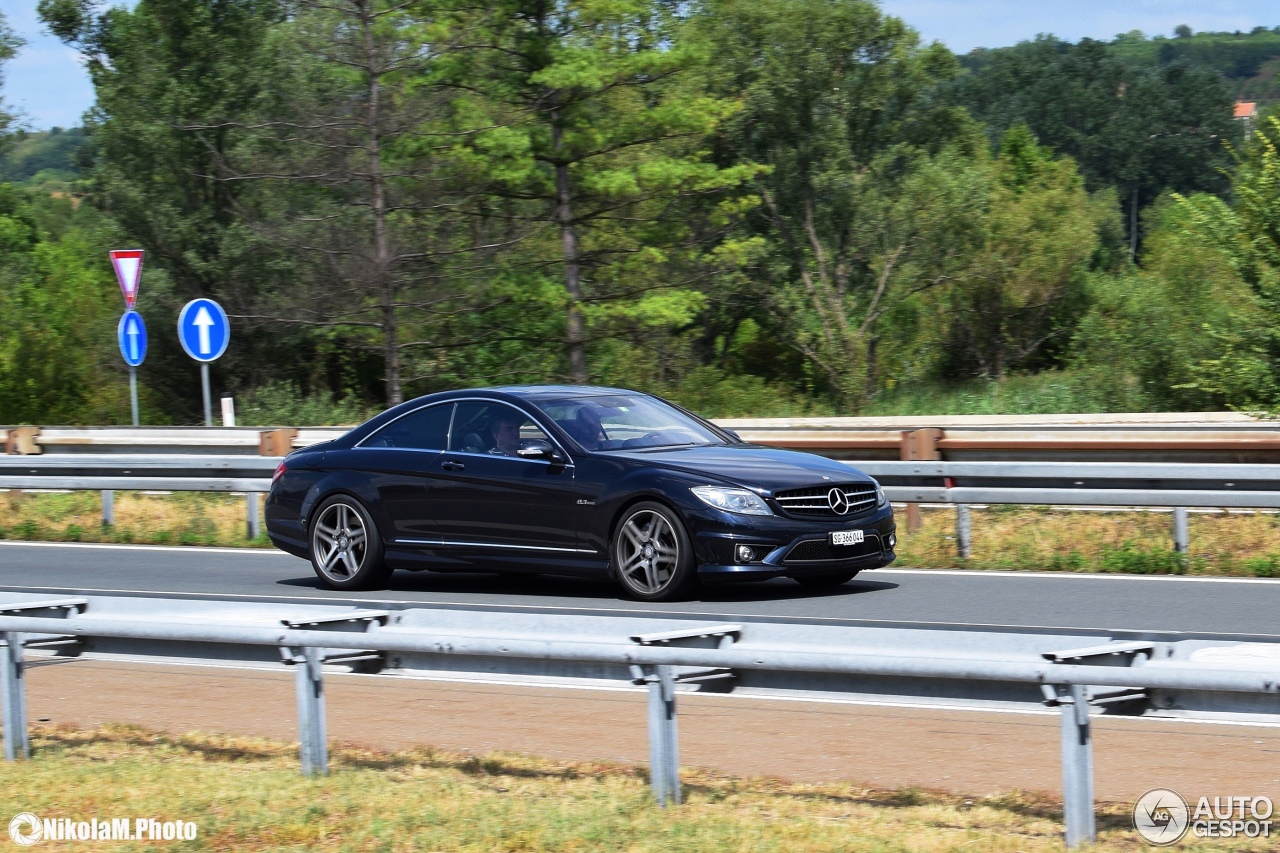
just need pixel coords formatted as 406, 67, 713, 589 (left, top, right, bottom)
794, 570, 859, 588
611, 501, 698, 601
308, 494, 392, 590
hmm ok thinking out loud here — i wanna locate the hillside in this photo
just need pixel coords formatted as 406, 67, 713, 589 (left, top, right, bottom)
0, 127, 91, 184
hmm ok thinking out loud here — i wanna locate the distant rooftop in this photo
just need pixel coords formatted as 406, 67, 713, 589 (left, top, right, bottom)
1234, 101, 1258, 119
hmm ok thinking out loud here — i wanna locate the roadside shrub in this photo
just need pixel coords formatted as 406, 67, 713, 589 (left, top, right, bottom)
1098, 543, 1188, 575
1242, 555, 1280, 577
236, 381, 370, 426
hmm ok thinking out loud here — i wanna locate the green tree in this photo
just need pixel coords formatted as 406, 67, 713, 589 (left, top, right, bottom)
219, 0, 481, 406
696, 0, 974, 408
0, 188, 131, 423
935, 127, 1113, 380
948, 36, 1240, 259
0, 12, 22, 141
1164, 116, 1280, 408
39, 0, 294, 419
453, 0, 757, 383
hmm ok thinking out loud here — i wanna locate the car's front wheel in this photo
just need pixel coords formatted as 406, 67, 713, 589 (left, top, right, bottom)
308, 495, 392, 590
611, 501, 697, 601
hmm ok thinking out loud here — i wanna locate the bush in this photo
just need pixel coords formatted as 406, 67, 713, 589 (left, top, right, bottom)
1242, 555, 1280, 578
1098, 543, 1190, 575
236, 381, 371, 426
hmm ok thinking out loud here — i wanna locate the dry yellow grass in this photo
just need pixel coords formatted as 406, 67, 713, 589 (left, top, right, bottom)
896, 506, 1280, 576
0, 723, 1268, 852
0, 490, 265, 547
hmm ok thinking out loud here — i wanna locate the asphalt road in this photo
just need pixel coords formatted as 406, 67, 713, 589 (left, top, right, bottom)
2, 540, 1277, 637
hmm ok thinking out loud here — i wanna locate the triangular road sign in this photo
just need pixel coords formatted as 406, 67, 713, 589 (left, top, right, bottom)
110, 249, 145, 309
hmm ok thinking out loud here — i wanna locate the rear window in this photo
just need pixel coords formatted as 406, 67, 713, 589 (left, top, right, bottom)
362, 404, 452, 450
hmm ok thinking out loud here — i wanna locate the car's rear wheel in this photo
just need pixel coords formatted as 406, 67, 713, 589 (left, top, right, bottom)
309, 495, 391, 590
793, 570, 859, 588
611, 502, 697, 601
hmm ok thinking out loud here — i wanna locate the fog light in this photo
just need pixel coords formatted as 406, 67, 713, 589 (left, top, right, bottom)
736, 545, 755, 562
888, 533, 897, 549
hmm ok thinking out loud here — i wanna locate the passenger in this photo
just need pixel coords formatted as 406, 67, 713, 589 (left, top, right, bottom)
489, 412, 523, 456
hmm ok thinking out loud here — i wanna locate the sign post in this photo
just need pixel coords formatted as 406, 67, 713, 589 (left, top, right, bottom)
116, 311, 148, 426
111, 249, 146, 426
177, 298, 230, 427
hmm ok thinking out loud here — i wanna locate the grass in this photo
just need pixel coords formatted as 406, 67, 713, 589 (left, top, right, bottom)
2, 723, 1269, 852
0, 490, 268, 548
896, 505, 1280, 577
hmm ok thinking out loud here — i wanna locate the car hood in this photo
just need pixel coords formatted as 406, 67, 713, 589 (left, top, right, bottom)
605, 444, 871, 493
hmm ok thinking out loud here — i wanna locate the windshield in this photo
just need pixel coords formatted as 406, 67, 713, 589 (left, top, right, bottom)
532, 395, 730, 451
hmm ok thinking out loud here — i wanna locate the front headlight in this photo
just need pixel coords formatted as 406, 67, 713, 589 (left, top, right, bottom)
873, 479, 887, 507
690, 485, 773, 516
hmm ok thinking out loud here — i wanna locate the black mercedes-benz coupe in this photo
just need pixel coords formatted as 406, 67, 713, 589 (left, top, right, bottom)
265, 386, 896, 600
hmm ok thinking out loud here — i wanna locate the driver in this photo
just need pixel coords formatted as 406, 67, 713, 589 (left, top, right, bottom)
566, 405, 605, 450
488, 412, 523, 456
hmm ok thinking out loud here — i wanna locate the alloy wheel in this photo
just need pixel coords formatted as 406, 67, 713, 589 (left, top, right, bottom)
617, 509, 681, 595
311, 501, 369, 583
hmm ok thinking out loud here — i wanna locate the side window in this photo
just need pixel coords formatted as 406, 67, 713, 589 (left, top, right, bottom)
362, 404, 453, 450
450, 401, 551, 457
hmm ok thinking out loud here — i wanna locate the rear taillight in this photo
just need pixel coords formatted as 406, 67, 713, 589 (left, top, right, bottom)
271, 461, 287, 485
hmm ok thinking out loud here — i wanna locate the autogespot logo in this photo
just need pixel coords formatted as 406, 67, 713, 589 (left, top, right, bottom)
1134, 789, 1190, 846
8, 813, 43, 846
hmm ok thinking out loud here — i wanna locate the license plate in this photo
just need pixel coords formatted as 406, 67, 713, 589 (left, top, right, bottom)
830, 530, 864, 547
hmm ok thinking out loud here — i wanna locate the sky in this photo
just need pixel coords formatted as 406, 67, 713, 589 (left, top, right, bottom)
3, 0, 1280, 130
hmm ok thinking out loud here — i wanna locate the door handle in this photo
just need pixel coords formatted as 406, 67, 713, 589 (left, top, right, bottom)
442, 460, 465, 472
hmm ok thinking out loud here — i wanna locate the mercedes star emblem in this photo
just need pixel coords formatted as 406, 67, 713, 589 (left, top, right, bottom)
828, 487, 850, 515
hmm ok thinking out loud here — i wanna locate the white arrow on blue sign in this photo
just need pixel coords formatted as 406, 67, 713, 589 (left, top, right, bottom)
177, 298, 230, 362
117, 310, 148, 367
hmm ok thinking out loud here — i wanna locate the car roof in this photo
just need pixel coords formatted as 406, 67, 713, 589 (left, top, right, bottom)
486, 385, 640, 400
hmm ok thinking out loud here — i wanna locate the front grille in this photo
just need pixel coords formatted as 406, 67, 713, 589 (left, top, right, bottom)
774, 483, 877, 518
784, 535, 881, 563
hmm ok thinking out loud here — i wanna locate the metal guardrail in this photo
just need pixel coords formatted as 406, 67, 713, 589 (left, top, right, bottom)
1, 593, 1277, 847
8, 413, 1280, 463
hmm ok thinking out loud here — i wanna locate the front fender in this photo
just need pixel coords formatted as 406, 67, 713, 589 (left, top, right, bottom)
584, 466, 730, 555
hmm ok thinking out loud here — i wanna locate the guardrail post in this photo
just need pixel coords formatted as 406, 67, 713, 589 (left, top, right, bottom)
4, 428, 40, 455
291, 647, 328, 776
644, 664, 680, 806
101, 490, 115, 527
259, 429, 298, 457
955, 504, 972, 560
1059, 684, 1095, 848
1173, 507, 1189, 563
900, 429, 942, 533
2, 632, 30, 761
246, 493, 260, 540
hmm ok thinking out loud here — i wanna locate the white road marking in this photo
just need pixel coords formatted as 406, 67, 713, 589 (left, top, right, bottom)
0, 541, 291, 556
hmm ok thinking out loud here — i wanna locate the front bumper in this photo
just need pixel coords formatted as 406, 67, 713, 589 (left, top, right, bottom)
688, 502, 897, 582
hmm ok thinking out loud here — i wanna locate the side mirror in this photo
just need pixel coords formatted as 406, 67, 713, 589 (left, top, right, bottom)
723, 428, 741, 441
517, 439, 565, 463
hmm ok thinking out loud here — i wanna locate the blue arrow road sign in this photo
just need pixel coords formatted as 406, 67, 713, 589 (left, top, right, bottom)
117, 310, 148, 367
177, 298, 230, 362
